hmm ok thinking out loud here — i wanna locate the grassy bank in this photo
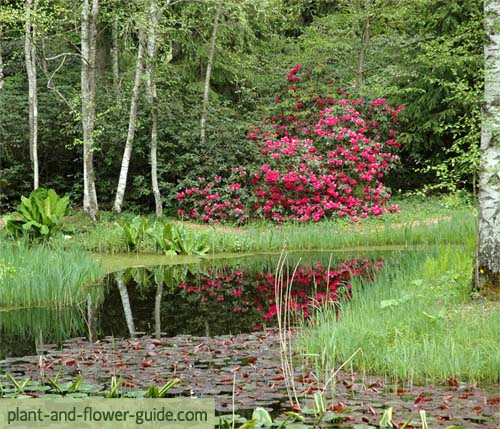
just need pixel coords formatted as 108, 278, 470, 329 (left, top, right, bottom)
297, 246, 500, 384
0, 242, 103, 309
33, 195, 474, 255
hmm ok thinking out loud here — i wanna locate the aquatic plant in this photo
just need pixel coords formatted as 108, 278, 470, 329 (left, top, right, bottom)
298, 247, 500, 383
0, 241, 102, 309
115, 215, 150, 251
5, 188, 71, 239
148, 222, 209, 256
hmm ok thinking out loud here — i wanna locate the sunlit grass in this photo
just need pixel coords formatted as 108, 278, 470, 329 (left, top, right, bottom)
297, 246, 500, 384
0, 241, 103, 309
6, 194, 473, 255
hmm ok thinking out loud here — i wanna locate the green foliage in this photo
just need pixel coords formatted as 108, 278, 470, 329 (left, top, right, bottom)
0, 241, 102, 309
392, 0, 483, 191
298, 247, 500, 383
144, 378, 180, 398
5, 188, 70, 239
0, 0, 484, 211
115, 216, 150, 251
148, 222, 209, 256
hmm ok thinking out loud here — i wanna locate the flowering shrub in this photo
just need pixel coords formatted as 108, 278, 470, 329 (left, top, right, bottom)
179, 258, 380, 325
178, 65, 402, 223
177, 166, 250, 224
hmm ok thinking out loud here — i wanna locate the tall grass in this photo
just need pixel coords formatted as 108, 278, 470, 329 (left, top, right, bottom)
0, 241, 103, 309
297, 246, 500, 384
207, 211, 474, 254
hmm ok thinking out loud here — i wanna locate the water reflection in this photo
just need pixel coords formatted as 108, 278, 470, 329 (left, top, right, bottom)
0, 252, 383, 359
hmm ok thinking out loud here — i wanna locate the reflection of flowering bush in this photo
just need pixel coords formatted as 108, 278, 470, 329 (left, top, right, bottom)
179, 258, 381, 325
178, 64, 402, 223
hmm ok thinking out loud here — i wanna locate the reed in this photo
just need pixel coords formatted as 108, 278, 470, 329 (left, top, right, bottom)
0, 241, 102, 309
297, 247, 500, 384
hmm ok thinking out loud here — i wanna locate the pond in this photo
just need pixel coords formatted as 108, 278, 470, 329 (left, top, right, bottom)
1, 249, 499, 428
0, 250, 386, 359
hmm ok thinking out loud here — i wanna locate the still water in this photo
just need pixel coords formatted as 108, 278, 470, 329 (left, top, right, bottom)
0, 250, 392, 359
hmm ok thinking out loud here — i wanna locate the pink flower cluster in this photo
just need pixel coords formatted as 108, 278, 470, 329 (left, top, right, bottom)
179, 258, 380, 323
177, 65, 403, 223
177, 166, 248, 224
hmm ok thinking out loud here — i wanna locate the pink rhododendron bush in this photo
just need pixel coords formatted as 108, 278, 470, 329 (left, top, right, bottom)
177, 65, 403, 223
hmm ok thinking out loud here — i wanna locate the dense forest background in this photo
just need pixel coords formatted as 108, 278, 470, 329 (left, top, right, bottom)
0, 0, 483, 214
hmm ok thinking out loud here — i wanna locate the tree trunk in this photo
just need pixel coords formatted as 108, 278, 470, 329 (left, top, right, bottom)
113, 28, 146, 213
199, 0, 222, 147
111, 16, 119, 94
356, 15, 370, 92
146, 0, 163, 217
25, 0, 39, 190
478, 0, 500, 290
81, 0, 99, 220
0, 16, 4, 91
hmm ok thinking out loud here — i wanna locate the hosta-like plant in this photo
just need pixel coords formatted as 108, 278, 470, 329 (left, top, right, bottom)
115, 216, 150, 251
5, 188, 70, 238
148, 222, 209, 256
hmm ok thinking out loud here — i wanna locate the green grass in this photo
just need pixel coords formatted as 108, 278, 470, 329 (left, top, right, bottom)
206, 210, 474, 253
1, 194, 472, 255
297, 246, 500, 384
0, 241, 103, 309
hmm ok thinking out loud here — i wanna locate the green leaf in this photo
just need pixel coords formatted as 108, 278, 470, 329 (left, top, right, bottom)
379, 407, 393, 428
252, 407, 273, 427
283, 412, 304, 422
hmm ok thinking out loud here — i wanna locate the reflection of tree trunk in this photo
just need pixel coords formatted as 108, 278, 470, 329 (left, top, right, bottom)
35, 330, 44, 355
199, 0, 222, 147
116, 273, 136, 338
86, 293, 98, 342
81, 0, 99, 220
154, 281, 163, 339
478, 0, 500, 291
356, 15, 370, 92
146, 0, 163, 216
113, 28, 146, 213
25, 0, 39, 190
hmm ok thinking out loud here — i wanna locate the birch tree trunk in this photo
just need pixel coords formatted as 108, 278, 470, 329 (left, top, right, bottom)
199, 0, 222, 147
81, 0, 99, 220
146, 0, 163, 216
478, 0, 500, 290
25, 0, 39, 190
113, 28, 146, 213
111, 16, 119, 94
